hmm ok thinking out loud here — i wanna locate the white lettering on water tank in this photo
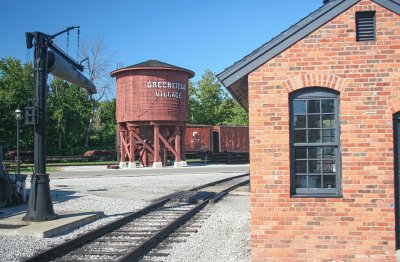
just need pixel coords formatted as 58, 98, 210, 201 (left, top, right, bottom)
147, 81, 186, 100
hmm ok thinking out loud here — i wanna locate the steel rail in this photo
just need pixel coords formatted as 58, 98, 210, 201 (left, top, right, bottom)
119, 177, 249, 262
151, 173, 248, 202
23, 173, 249, 262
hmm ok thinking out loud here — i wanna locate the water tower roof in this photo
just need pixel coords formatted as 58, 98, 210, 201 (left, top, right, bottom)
111, 60, 195, 78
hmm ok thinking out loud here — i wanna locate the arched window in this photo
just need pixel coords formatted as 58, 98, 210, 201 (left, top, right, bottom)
290, 88, 341, 197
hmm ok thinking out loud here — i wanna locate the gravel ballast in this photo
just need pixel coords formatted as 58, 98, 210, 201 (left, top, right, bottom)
163, 194, 250, 262
0, 165, 250, 262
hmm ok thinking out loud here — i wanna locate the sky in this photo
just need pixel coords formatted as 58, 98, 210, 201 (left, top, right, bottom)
0, 0, 325, 89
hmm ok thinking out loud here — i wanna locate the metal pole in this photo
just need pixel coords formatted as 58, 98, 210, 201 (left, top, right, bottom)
0, 141, 4, 177
23, 32, 57, 221
35, 33, 47, 177
15, 108, 22, 181
16, 116, 20, 177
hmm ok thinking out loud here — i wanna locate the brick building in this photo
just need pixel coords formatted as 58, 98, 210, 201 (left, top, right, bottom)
218, 0, 399, 260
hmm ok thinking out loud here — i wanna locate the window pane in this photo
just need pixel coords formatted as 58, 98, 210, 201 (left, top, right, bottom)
295, 160, 307, 173
323, 175, 336, 188
309, 160, 321, 173
294, 130, 307, 143
322, 129, 336, 142
308, 100, 320, 113
293, 100, 306, 114
323, 160, 336, 173
308, 129, 321, 143
308, 115, 321, 128
323, 147, 336, 159
322, 115, 335, 128
295, 176, 307, 188
295, 147, 307, 159
321, 99, 334, 113
308, 175, 322, 188
308, 147, 322, 159
294, 115, 306, 128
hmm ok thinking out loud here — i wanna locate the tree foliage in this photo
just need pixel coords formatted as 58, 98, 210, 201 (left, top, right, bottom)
47, 78, 93, 155
0, 57, 34, 151
90, 99, 116, 148
188, 70, 248, 126
0, 57, 116, 156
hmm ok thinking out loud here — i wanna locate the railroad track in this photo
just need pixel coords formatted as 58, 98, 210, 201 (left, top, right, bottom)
24, 173, 249, 262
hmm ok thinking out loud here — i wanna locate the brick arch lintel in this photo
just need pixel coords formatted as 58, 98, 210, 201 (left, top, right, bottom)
281, 74, 347, 94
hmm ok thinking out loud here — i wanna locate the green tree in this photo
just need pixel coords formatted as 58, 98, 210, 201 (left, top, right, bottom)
47, 79, 92, 155
90, 99, 116, 148
222, 101, 249, 126
188, 69, 248, 126
0, 57, 34, 152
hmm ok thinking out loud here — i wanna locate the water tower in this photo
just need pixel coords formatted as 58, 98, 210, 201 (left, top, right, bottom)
111, 60, 195, 168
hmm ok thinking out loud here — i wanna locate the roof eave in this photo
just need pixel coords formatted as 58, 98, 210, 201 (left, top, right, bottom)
110, 66, 195, 78
218, 0, 363, 88
218, 0, 399, 89
373, 0, 400, 14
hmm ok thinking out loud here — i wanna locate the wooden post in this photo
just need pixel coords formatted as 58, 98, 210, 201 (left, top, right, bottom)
181, 125, 186, 161
128, 128, 136, 168
175, 125, 181, 162
173, 124, 185, 167
153, 124, 162, 168
119, 130, 126, 168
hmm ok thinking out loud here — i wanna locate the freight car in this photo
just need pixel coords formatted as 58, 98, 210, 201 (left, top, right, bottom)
184, 125, 249, 163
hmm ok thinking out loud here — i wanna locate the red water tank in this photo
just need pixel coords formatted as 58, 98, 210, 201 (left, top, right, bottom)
111, 60, 195, 168
111, 60, 195, 123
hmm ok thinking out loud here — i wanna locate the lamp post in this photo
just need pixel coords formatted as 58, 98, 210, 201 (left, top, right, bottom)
15, 108, 22, 178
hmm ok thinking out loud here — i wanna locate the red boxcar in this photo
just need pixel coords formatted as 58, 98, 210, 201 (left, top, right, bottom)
213, 126, 249, 153
184, 125, 213, 155
184, 125, 249, 156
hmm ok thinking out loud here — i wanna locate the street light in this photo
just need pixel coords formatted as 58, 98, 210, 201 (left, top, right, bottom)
15, 108, 22, 177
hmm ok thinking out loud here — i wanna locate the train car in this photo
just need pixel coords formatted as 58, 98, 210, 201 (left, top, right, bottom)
184, 125, 249, 163
184, 125, 213, 156
213, 126, 249, 153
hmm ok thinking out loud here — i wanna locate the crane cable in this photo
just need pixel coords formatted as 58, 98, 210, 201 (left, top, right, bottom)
66, 30, 69, 54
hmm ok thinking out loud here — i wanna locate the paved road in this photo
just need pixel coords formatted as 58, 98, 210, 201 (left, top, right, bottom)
48, 164, 250, 179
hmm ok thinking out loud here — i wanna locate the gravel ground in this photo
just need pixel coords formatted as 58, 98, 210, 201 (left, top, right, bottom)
0, 167, 250, 262
162, 194, 250, 262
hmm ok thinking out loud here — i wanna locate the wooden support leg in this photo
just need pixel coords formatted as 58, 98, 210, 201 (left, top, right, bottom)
153, 125, 162, 168
181, 125, 186, 161
119, 131, 127, 168
174, 125, 186, 168
128, 130, 136, 168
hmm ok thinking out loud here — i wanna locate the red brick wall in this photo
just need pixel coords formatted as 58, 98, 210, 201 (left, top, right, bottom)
248, 1, 400, 260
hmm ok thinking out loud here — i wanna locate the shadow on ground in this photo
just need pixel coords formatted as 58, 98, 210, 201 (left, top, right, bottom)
0, 189, 80, 219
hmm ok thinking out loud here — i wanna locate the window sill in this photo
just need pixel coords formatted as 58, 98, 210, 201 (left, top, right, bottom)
291, 194, 342, 198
